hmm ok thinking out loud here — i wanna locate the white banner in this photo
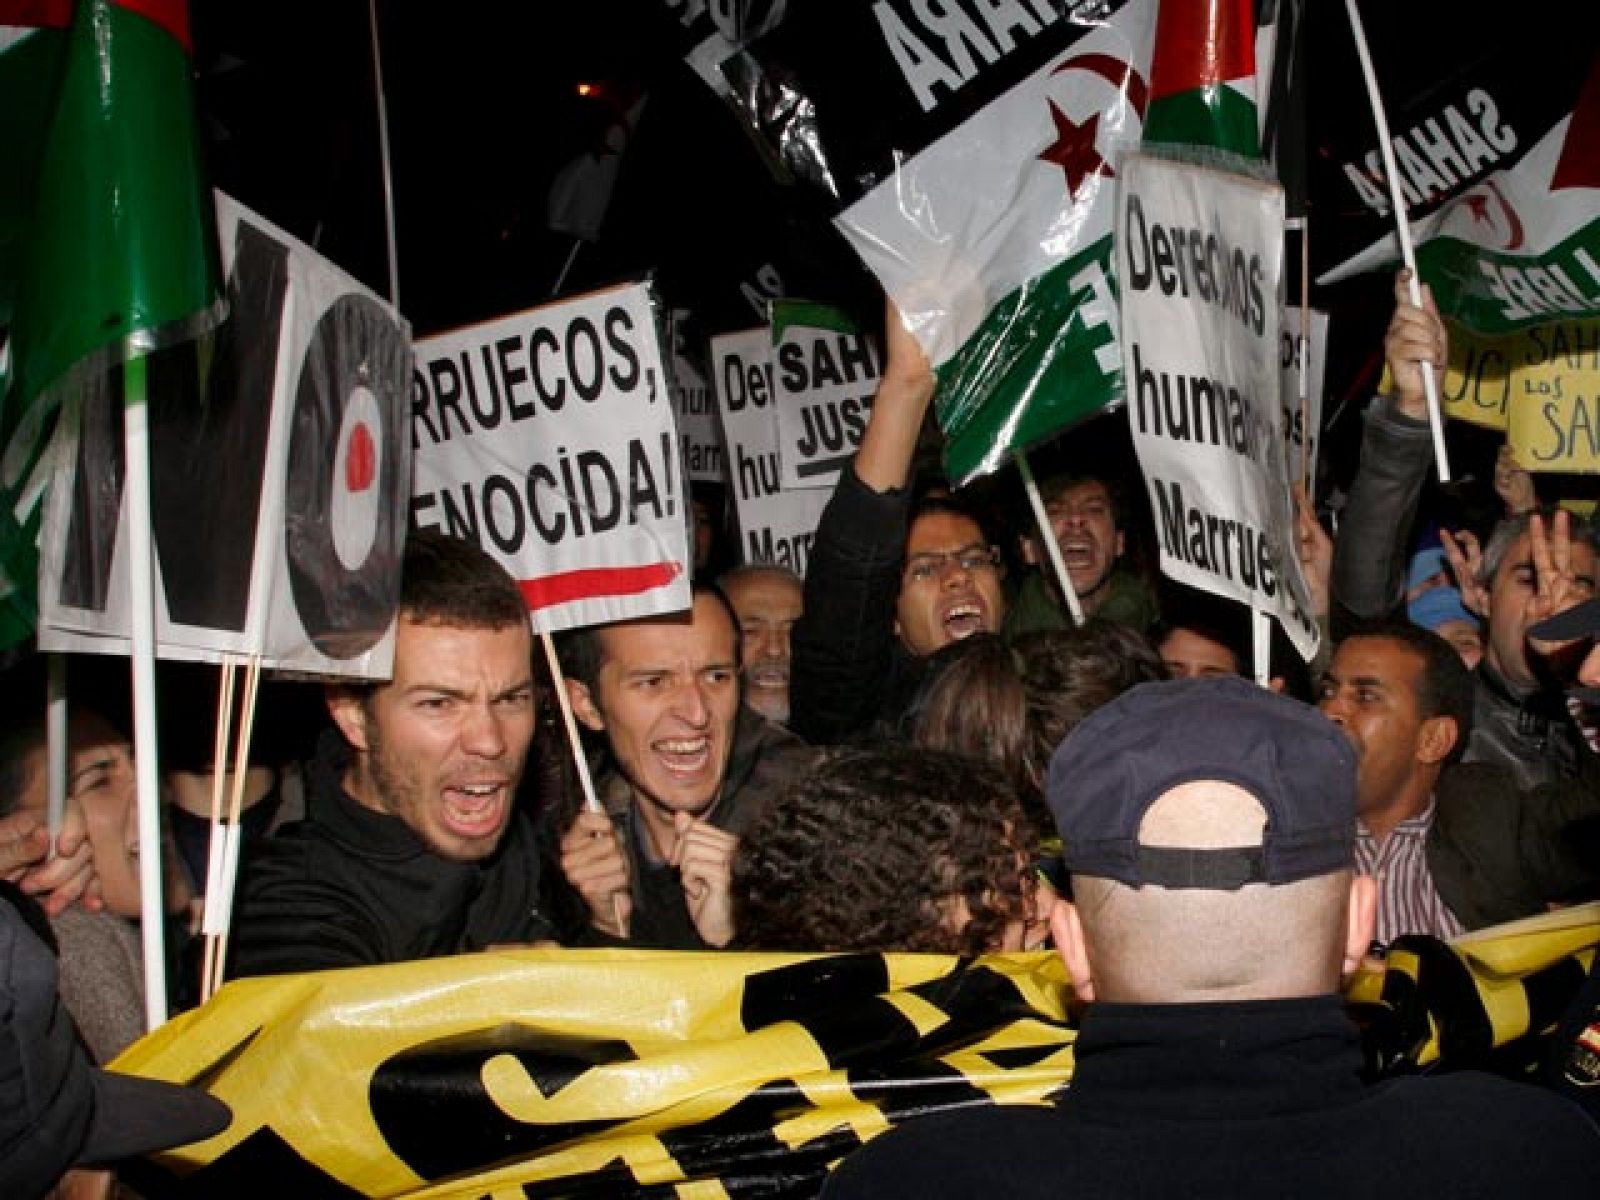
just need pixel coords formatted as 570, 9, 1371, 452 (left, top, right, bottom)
711, 328, 829, 577
38, 191, 410, 678
670, 310, 727, 484
1280, 305, 1328, 487
1119, 155, 1318, 662
410, 282, 691, 633
770, 300, 880, 490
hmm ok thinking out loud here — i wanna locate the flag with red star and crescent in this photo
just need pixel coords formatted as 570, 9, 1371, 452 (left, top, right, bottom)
722, 0, 1161, 483
1311, 0, 1600, 334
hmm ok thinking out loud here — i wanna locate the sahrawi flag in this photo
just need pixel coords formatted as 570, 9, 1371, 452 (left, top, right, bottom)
1315, 6, 1600, 335
725, 0, 1161, 484
0, 0, 222, 650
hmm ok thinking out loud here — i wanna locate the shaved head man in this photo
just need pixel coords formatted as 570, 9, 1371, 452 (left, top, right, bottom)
825, 677, 1600, 1199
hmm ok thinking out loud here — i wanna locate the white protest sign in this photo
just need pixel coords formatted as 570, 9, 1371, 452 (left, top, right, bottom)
1280, 305, 1328, 487
669, 309, 727, 483
770, 299, 880, 490
410, 282, 691, 633
38, 191, 410, 678
1119, 154, 1319, 662
712, 328, 830, 577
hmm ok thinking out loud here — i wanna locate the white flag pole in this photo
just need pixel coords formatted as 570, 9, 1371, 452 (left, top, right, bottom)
1343, 0, 1450, 483
124, 355, 168, 1030
45, 654, 68, 842
1016, 452, 1083, 625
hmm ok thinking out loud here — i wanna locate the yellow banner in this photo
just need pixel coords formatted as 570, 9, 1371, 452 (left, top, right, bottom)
115, 908, 1600, 1198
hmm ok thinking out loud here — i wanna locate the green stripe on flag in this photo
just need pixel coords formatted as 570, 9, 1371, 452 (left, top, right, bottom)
935, 237, 1124, 485
1143, 84, 1260, 158
1416, 223, 1600, 335
0, 0, 220, 652
11, 0, 220, 409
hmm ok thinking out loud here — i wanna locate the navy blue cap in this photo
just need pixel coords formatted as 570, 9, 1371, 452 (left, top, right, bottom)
1047, 676, 1357, 889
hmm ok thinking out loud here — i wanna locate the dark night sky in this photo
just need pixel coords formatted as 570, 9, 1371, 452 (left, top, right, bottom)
191, 1, 682, 338
179, 1, 1567, 508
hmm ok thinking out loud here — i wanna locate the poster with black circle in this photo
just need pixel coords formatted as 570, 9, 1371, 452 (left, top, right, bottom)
37, 192, 410, 679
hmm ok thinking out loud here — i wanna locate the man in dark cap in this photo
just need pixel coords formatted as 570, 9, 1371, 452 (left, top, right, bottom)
824, 676, 1600, 1198
0, 885, 230, 1198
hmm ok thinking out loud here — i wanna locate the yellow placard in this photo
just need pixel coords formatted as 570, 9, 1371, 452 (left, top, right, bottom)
1506, 320, 1600, 472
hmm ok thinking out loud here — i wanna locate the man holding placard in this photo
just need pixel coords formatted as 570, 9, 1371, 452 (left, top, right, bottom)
229, 532, 555, 976
550, 586, 810, 949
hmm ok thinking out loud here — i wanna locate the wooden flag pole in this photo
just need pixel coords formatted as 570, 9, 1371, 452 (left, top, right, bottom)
538, 629, 628, 938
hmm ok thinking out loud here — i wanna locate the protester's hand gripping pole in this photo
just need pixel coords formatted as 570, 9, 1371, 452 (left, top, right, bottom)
539, 630, 629, 939
1344, 0, 1450, 483
1016, 452, 1083, 625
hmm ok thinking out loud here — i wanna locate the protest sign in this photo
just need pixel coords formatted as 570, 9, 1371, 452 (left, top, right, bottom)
1280, 305, 1327, 484
1119, 154, 1318, 660
37, 192, 409, 678
1505, 318, 1600, 472
411, 282, 691, 632
669, 308, 727, 483
769, 299, 879, 491
711, 327, 828, 575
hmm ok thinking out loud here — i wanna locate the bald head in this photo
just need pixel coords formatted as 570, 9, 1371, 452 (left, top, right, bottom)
1055, 781, 1374, 1005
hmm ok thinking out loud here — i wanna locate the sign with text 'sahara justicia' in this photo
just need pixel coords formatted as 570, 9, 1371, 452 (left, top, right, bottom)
411, 282, 691, 633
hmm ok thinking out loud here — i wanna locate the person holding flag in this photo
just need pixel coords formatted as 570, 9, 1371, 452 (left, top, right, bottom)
789, 299, 1008, 746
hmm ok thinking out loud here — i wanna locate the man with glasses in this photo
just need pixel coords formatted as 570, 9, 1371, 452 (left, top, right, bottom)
790, 300, 1008, 744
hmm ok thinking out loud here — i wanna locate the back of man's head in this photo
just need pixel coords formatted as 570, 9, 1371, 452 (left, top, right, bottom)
400, 529, 527, 630
1046, 676, 1371, 1004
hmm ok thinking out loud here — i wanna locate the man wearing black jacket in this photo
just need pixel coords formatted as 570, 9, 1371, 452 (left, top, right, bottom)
789, 300, 1007, 744
229, 531, 554, 977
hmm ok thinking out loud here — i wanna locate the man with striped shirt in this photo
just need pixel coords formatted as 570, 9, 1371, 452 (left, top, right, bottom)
1318, 621, 1600, 945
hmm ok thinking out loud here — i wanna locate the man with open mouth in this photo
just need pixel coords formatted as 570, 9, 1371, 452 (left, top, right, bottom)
230, 531, 555, 977
1005, 472, 1157, 639
550, 586, 811, 949
789, 298, 1009, 745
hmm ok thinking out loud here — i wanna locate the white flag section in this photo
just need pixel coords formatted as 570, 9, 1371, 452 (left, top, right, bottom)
670, 310, 727, 483
410, 282, 691, 633
712, 328, 829, 576
1280, 306, 1328, 484
1119, 155, 1319, 662
38, 192, 410, 678
770, 300, 880, 491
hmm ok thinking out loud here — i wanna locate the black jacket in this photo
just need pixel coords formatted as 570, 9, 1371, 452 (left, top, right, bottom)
824, 997, 1600, 1197
790, 467, 931, 745
541, 705, 812, 949
228, 737, 554, 977
1430, 760, 1600, 931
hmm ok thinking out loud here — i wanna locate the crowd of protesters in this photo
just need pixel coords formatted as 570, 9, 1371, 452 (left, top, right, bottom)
6, 269, 1600, 1194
